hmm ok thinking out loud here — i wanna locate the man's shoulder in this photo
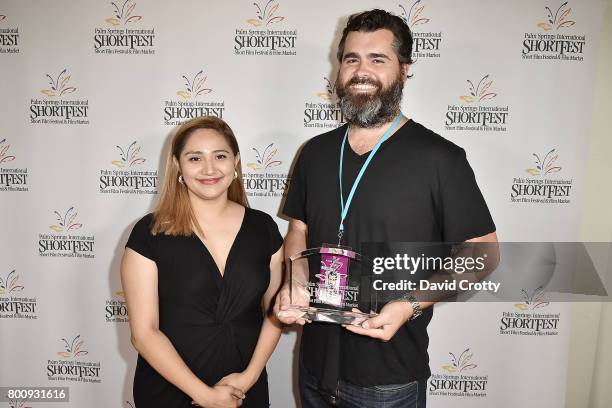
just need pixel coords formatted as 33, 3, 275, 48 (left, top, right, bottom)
403, 120, 464, 160
300, 125, 346, 157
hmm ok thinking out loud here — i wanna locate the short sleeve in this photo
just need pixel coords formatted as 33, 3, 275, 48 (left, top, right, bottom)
125, 214, 156, 262
265, 213, 284, 256
440, 149, 496, 242
282, 144, 308, 223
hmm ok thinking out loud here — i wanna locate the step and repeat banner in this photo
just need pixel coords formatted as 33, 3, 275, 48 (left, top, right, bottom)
0, 0, 606, 407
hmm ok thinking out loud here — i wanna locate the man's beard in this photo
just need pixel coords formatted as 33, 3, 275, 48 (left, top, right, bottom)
336, 73, 404, 128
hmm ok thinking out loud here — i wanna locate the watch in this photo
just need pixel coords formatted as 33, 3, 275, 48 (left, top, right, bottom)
404, 293, 422, 320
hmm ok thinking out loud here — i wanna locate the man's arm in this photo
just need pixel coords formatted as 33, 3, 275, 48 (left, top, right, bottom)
284, 218, 309, 266
345, 231, 499, 341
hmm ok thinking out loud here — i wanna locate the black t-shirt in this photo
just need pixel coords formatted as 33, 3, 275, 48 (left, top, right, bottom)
283, 119, 495, 390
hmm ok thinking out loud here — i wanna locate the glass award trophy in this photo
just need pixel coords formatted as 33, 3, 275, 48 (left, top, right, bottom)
286, 245, 377, 325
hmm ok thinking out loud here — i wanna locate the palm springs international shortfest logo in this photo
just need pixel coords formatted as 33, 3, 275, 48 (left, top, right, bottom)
38, 208, 95, 258
522, 2, 585, 62
0, 269, 23, 295
247, 144, 282, 171
303, 76, 345, 129
514, 287, 550, 310
0, 138, 28, 192
0, 268, 38, 320
510, 148, 573, 204
234, 0, 297, 56
445, 74, 509, 132
0, 139, 15, 164
112, 142, 146, 167
105, 290, 129, 323
316, 78, 336, 102
99, 141, 158, 194
106, 0, 142, 26
500, 286, 560, 336
442, 349, 477, 374
398, 0, 442, 60
94, 0, 155, 55
243, 143, 290, 198
30, 69, 90, 125
47, 334, 102, 383
163, 70, 226, 126
0, 13, 20, 54
429, 348, 488, 398
247, 0, 284, 26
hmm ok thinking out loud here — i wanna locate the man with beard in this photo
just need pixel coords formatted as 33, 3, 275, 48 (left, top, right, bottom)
275, 9, 497, 408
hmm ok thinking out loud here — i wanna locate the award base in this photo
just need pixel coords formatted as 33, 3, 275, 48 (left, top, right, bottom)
285, 305, 376, 325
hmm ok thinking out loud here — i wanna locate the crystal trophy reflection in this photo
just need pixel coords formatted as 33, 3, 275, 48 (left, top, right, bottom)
286, 245, 377, 325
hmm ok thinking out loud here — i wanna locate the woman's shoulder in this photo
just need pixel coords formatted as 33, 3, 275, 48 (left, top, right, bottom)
244, 207, 280, 232
127, 212, 155, 237
244, 207, 283, 254
133, 212, 155, 230
125, 213, 158, 259
245, 206, 275, 221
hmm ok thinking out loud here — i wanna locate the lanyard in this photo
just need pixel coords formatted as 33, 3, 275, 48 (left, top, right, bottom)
338, 114, 402, 244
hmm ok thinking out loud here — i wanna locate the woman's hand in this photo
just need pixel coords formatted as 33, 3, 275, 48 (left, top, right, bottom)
216, 371, 256, 394
192, 384, 245, 408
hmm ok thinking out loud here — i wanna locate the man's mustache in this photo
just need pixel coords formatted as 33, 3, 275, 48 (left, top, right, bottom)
345, 76, 382, 88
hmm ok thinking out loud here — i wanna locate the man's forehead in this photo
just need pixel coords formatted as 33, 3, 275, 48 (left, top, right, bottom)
343, 29, 396, 54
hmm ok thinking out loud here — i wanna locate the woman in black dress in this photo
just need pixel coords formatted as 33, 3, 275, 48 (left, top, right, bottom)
121, 116, 284, 407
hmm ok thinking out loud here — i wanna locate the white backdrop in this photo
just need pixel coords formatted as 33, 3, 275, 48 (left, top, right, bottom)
0, 0, 606, 407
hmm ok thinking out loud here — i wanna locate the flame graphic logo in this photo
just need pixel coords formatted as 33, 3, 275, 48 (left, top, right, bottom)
57, 334, 89, 359
8, 400, 32, 408
106, 0, 142, 26
41, 69, 76, 97
398, 0, 430, 27
442, 348, 477, 373
538, 2, 575, 31
247, 0, 284, 27
316, 77, 336, 101
247, 143, 282, 171
0, 139, 16, 164
176, 71, 212, 100
514, 286, 550, 310
112, 141, 146, 168
526, 149, 561, 176
0, 269, 24, 295
49, 207, 83, 232
459, 74, 497, 103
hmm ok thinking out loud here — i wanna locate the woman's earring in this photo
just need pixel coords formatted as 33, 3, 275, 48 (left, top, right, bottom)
178, 175, 184, 184
233, 169, 238, 180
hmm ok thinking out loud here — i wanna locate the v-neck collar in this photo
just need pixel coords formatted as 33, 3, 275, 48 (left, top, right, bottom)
343, 119, 411, 159
192, 206, 248, 280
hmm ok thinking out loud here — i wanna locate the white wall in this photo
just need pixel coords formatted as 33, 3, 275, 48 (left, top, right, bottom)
568, 1, 612, 406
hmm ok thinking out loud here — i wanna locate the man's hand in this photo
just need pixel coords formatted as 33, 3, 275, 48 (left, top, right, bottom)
343, 301, 413, 342
274, 283, 310, 325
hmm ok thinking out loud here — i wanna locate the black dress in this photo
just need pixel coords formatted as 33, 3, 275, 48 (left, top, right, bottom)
125, 207, 283, 407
